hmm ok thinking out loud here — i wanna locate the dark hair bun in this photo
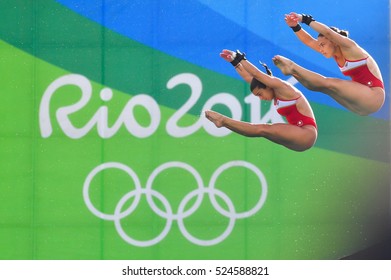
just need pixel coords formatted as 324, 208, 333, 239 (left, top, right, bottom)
330, 26, 349, 37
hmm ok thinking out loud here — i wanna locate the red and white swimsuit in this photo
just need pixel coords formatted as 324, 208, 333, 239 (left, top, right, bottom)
274, 97, 317, 129
338, 57, 384, 89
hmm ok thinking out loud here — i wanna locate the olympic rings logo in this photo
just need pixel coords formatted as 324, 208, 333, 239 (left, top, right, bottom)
83, 160, 268, 247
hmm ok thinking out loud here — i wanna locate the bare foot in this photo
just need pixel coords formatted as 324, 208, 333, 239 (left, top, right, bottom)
204, 110, 225, 128
272, 55, 295, 75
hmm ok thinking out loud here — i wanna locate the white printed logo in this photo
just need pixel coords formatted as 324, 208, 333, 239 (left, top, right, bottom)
83, 161, 268, 246
39, 73, 285, 139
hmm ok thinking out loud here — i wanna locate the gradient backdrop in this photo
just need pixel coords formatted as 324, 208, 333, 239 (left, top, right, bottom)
0, 0, 390, 260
